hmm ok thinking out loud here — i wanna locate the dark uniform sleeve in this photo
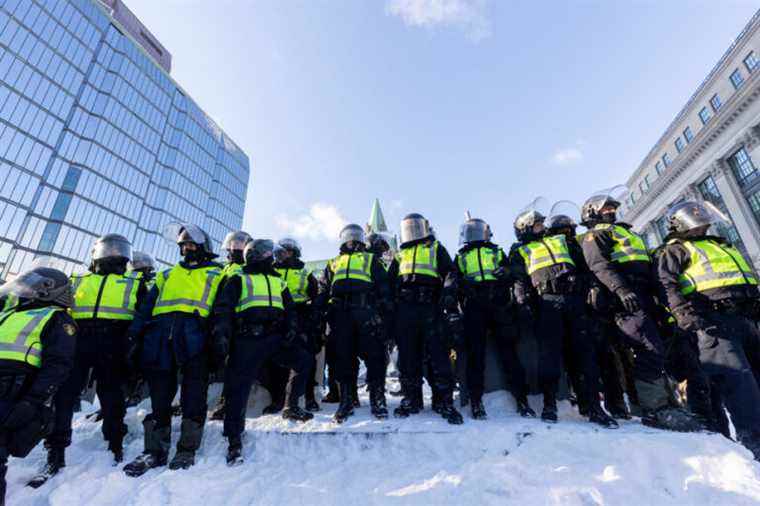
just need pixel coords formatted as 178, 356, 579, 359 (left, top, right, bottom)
282, 287, 298, 334
306, 273, 319, 301
508, 244, 533, 304
212, 275, 242, 341
581, 230, 630, 294
371, 256, 391, 304
26, 311, 76, 404
315, 264, 334, 309
656, 242, 692, 312
386, 258, 399, 296
128, 282, 158, 337
437, 245, 458, 303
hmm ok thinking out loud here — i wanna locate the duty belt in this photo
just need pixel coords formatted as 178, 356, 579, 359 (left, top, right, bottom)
331, 292, 373, 309
238, 321, 279, 339
536, 275, 581, 296
710, 298, 745, 315
467, 284, 510, 305
398, 287, 437, 305
0, 375, 27, 401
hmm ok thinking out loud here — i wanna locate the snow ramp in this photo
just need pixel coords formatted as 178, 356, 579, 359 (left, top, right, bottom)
8, 389, 760, 506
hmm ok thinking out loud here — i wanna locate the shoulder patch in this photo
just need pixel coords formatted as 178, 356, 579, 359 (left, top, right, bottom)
63, 323, 76, 336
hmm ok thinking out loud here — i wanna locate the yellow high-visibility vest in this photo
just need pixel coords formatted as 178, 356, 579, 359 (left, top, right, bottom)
276, 267, 310, 303
236, 273, 285, 312
594, 224, 650, 264
0, 307, 62, 368
458, 247, 504, 282
397, 242, 440, 279
70, 272, 139, 320
329, 252, 374, 285
674, 239, 758, 295
152, 264, 223, 318
518, 235, 575, 275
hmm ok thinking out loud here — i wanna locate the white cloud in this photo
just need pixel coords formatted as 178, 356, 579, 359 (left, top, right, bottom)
386, 0, 491, 42
551, 147, 584, 166
275, 203, 348, 242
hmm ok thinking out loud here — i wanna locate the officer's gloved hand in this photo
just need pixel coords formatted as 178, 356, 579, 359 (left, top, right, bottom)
441, 294, 458, 313
2, 399, 39, 431
210, 334, 228, 371
587, 286, 609, 313
445, 312, 465, 348
673, 306, 706, 332
615, 287, 640, 313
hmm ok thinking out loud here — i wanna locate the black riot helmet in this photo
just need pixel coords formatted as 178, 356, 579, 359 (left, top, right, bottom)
244, 239, 275, 266
513, 210, 545, 242
365, 232, 391, 255
0, 266, 73, 308
129, 251, 156, 280
275, 237, 302, 262
339, 224, 366, 251
222, 230, 252, 264
90, 233, 132, 274
547, 200, 581, 237
163, 222, 217, 261
399, 213, 433, 245
667, 201, 729, 236
581, 186, 628, 227
459, 218, 492, 247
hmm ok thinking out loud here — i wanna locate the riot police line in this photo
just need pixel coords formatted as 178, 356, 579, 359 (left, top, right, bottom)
1, 186, 760, 504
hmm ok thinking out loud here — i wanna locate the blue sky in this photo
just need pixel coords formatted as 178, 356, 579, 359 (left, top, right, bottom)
126, 0, 759, 261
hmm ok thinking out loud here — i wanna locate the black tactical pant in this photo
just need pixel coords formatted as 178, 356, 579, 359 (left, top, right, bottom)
145, 353, 209, 430
329, 305, 386, 386
462, 296, 527, 402
48, 322, 129, 450
693, 311, 760, 437
535, 294, 601, 403
395, 302, 454, 395
612, 289, 667, 388
224, 331, 311, 438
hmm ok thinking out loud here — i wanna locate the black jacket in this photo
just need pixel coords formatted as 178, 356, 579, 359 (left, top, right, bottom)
656, 234, 759, 313
0, 303, 76, 404
581, 222, 652, 294
213, 262, 297, 341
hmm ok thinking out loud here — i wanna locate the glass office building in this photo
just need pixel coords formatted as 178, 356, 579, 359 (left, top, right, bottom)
0, 0, 249, 278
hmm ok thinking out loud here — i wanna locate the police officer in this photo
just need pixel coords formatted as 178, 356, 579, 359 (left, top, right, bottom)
210, 231, 252, 421
510, 210, 617, 428
129, 251, 157, 286
0, 266, 75, 503
581, 190, 703, 431
272, 237, 321, 412
39, 235, 146, 478
213, 239, 314, 465
321, 224, 391, 423
124, 223, 227, 476
390, 213, 464, 424
454, 218, 534, 420
657, 201, 760, 455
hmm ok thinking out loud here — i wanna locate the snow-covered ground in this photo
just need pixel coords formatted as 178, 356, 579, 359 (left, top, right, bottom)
8, 379, 760, 506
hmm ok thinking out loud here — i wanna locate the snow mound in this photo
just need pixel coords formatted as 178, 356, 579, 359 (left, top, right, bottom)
8, 383, 760, 506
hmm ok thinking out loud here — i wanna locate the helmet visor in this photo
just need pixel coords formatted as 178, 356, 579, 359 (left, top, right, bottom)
222, 231, 252, 252
162, 222, 206, 245
399, 218, 430, 244
459, 220, 491, 245
245, 239, 275, 263
91, 235, 132, 261
129, 251, 155, 271
339, 226, 365, 245
547, 200, 580, 229
667, 201, 730, 231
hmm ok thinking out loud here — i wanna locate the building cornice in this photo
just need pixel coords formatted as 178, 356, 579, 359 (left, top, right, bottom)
625, 76, 760, 222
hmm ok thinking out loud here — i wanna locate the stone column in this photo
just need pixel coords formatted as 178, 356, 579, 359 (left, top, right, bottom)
710, 158, 760, 266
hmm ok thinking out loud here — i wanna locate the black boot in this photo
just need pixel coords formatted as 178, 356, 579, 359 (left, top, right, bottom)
27, 447, 65, 488
439, 398, 464, 425
333, 383, 354, 423
606, 402, 631, 420
108, 440, 124, 464
471, 398, 487, 420
169, 419, 204, 470
370, 383, 388, 419
226, 435, 244, 466
262, 401, 284, 415
124, 418, 170, 477
588, 406, 619, 429
516, 395, 536, 418
210, 395, 226, 421
541, 391, 558, 423
322, 377, 340, 403
394, 382, 421, 418
351, 382, 361, 408
283, 405, 315, 422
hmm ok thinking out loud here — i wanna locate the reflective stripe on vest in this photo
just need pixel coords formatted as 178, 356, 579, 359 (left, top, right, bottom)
676, 239, 758, 295
595, 224, 650, 264
397, 242, 440, 279
518, 235, 575, 275
458, 247, 503, 282
276, 267, 310, 303
152, 264, 223, 318
0, 307, 61, 367
330, 252, 374, 285
70, 272, 139, 320
236, 273, 285, 312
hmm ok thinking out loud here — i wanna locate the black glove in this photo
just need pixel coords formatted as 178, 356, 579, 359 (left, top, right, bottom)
441, 294, 458, 313
445, 312, 465, 348
673, 306, 706, 332
3, 399, 39, 431
615, 288, 640, 313
210, 334, 228, 371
